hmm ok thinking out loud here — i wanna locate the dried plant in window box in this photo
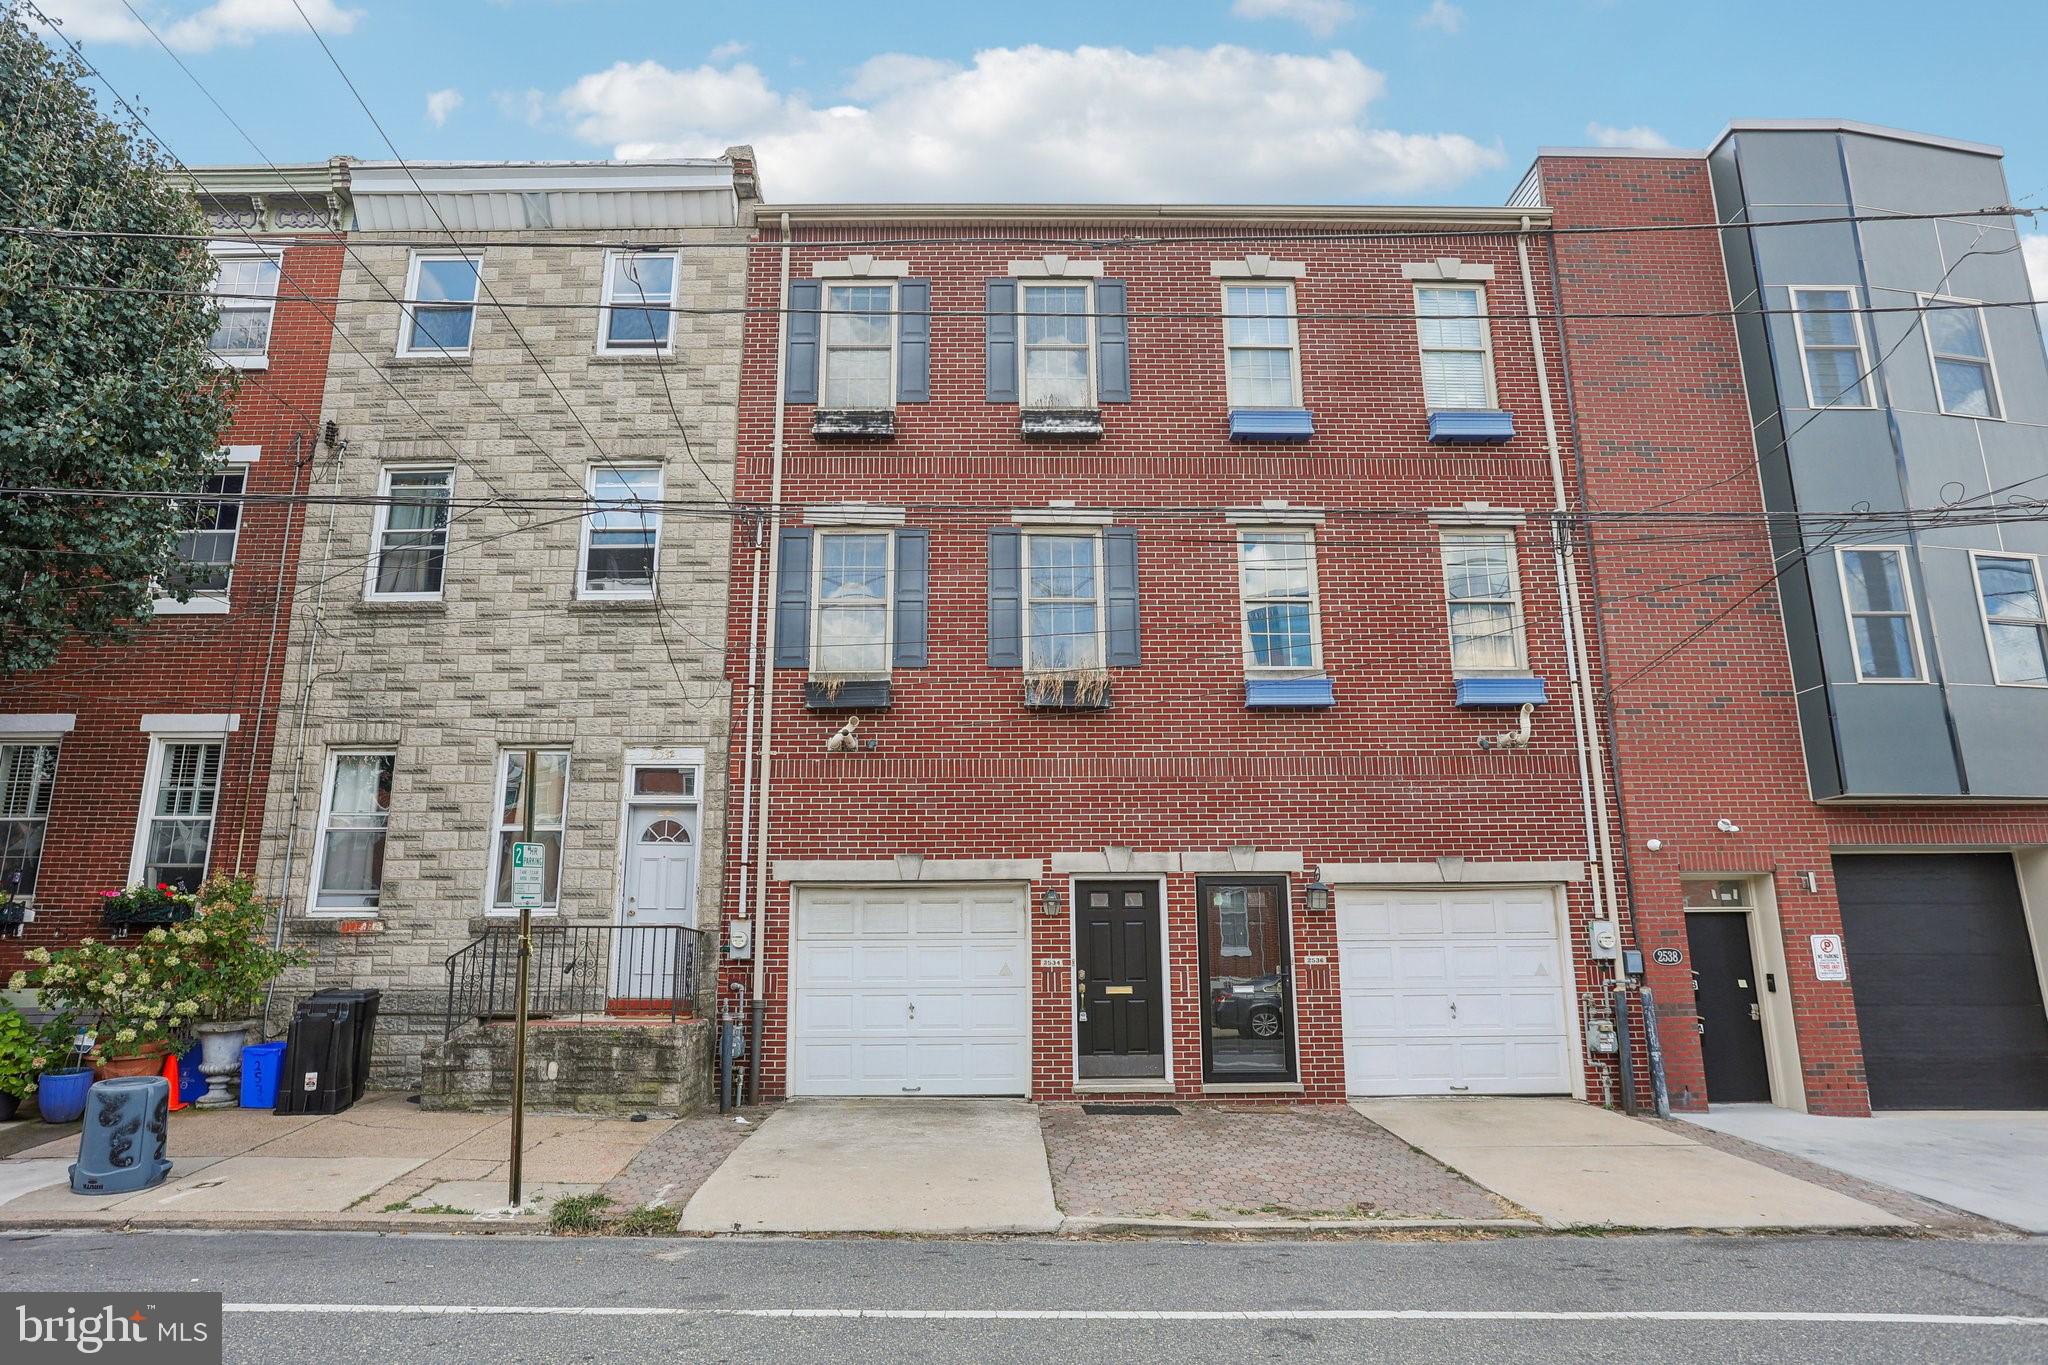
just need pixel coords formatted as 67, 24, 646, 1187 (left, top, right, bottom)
1023, 668, 1112, 710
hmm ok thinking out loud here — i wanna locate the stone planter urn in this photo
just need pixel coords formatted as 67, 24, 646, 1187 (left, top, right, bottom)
194, 1020, 257, 1108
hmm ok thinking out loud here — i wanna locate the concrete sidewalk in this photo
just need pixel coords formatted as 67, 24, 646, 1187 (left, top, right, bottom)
1356, 1097, 1908, 1231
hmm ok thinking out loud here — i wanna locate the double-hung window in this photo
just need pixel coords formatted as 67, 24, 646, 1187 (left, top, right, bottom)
1222, 284, 1300, 408
1023, 533, 1104, 673
490, 750, 569, 912
160, 467, 245, 608
1238, 529, 1321, 673
580, 466, 662, 598
1440, 530, 1528, 674
367, 467, 453, 600
1415, 285, 1497, 410
1790, 287, 1873, 408
0, 742, 59, 904
812, 531, 892, 677
398, 252, 482, 357
1974, 553, 2048, 686
822, 283, 894, 409
1922, 296, 2002, 418
599, 250, 678, 353
1837, 546, 1924, 682
1021, 283, 1092, 408
311, 752, 395, 912
138, 740, 223, 892
206, 247, 281, 366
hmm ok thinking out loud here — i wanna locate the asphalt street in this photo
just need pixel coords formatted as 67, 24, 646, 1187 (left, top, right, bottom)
3, 1229, 2045, 1363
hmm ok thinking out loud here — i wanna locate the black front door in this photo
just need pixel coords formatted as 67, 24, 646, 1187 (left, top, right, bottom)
1075, 881, 1165, 1079
1687, 913, 1771, 1103
1197, 876, 1295, 1083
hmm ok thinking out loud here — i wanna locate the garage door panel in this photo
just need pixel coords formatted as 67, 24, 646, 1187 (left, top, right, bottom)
801, 898, 857, 937
1502, 943, 1561, 984
798, 994, 856, 1032
1395, 898, 1450, 936
967, 898, 1021, 934
1340, 944, 1397, 985
1396, 944, 1450, 981
1497, 896, 1558, 936
857, 944, 910, 981
804, 944, 856, 984
1336, 899, 1395, 938
914, 898, 965, 935
858, 898, 911, 935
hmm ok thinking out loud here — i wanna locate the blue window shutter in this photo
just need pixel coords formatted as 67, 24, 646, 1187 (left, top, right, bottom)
985, 279, 1019, 403
1095, 278, 1130, 404
773, 527, 813, 668
893, 528, 930, 668
785, 280, 821, 404
1104, 526, 1141, 667
896, 278, 931, 404
987, 528, 1022, 667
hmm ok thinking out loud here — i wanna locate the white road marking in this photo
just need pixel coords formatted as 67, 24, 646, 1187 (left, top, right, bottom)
222, 1304, 2048, 1326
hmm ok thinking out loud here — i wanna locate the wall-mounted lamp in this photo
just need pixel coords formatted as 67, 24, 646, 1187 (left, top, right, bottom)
1304, 882, 1332, 912
1039, 886, 1062, 917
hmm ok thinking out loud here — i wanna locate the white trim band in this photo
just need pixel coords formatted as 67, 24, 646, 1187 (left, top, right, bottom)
1319, 859, 1587, 885
0, 713, 76, 737
139, 712, 241, 736
774, 857, 1044, 883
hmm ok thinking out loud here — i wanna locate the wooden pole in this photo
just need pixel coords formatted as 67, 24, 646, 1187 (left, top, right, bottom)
508, 748, 536, 1208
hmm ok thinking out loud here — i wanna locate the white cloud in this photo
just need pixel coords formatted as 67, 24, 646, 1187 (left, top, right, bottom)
1230, 0, 1356, 38
1413, 1, 1464, 34
34, 0, 363, 53
425, 88, 463, 128
1585, 121, 1673, 150
708, 40, 748, 63
493, 87, 548, 126
554, 44, 1503, 202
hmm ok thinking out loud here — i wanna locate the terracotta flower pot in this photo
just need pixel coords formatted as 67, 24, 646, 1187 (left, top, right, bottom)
96, 1044, 173, 1081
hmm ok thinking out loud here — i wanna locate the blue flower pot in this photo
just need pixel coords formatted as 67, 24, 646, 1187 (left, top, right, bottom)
37, 1067, 94, 1124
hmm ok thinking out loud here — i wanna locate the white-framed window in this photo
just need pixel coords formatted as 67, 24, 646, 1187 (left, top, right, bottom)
309, 751, 395, 913
812, 530, 892, 677
1789, 286, 1874, 409
1440, 529, 1528, 674
489, 749, 569, 913
157, 466, 245, 611
598, 249, 679, 354
366, 466, 454, 600
579, 466, 662, 599
0, 742, 60, 904
1972, 551, 2048, 686
1836, 546, 1926, 682
1221, 282, 1301, 408
1414, 284, 1497, 411
1238, 528, 1322, 673
397, 251, 482, 357
821, 281, 895, 409
132, 738, 224, 892
206, 245, 281, 367
1921, 295, 2003, 419
1216, 884, 1252, 957
1023, 531, 1104, 673
1021, 281, 1093, 409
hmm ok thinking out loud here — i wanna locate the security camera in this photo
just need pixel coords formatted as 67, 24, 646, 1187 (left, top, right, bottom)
825, 716, 862, 754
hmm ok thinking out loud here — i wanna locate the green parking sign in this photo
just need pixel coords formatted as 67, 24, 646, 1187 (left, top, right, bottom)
510, 841, 545, 908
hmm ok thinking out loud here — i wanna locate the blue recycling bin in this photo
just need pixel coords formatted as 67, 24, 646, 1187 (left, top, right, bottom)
177, 1042, 209, 1105
239, 1041, 286, 1109
71, 1075, 172, 1196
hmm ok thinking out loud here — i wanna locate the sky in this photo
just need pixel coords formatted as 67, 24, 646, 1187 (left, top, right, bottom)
27, 0, 2048, 299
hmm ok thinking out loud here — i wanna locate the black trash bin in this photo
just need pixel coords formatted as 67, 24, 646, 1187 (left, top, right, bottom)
275, 994, 362, 1115
308, 987, 381, 1103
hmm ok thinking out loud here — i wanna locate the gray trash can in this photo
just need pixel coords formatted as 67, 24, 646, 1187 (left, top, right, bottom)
71, 1075, 172, 1196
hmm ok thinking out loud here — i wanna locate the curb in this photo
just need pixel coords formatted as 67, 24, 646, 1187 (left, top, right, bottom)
1059, 1214, 1544, 1236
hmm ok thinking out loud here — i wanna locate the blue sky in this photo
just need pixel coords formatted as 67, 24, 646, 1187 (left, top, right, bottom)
29, 0, 2048, 288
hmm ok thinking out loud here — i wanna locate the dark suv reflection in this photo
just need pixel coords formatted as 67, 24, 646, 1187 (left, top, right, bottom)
1209, 974, 1286, 1039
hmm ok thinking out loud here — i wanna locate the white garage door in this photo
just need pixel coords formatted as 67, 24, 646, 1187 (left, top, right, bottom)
1338, 887, 1574, 1096
790, 885, 1032, 1097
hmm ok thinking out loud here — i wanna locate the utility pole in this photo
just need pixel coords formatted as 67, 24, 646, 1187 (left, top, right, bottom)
508, 747, 538, 1208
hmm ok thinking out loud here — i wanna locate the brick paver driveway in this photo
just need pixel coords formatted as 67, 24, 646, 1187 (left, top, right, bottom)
1041, 1103, 1519, 1222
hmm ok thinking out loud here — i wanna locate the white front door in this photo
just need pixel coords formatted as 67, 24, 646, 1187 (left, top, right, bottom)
1338, 887, 1574, 1096
614, 806, 697, 1001
790, 884, 1031, 1097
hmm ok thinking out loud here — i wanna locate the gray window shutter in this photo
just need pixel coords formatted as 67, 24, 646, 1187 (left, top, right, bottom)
773, 527, 813, 668
897, 278, 931, 403
893, 528, 929, 668
1095, 278, 1130, 404
1104, 526, 1141, 667
785, 280, 821, 404
985, 279, 1019, 403
987, 528, 1022, 667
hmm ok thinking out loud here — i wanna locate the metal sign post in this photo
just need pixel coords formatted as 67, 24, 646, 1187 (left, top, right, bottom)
507, 748, 542, 1209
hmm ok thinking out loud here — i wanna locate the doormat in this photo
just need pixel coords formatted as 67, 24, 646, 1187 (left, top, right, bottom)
1080, 1103, 1181, 1116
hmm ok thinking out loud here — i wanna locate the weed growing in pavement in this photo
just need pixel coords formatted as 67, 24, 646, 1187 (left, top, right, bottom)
612, 1205, 682, 1236
548, 1193, 615, 1234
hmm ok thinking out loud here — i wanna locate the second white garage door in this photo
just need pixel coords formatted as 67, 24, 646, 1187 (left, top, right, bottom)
1339, 887, 1574, 1096
790, 885, 1032, 1097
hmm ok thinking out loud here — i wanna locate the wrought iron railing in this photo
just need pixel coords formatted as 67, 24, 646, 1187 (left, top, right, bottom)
443, 923, 705, 1037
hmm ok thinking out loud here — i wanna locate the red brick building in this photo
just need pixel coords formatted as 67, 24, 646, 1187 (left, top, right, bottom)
720, 204, 1633, 1104
1, 164, 346, 973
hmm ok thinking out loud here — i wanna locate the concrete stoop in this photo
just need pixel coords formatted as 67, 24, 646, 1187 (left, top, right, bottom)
420, 1017, 712, 1117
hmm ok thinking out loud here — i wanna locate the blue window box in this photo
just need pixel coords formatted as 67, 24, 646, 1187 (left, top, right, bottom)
1246, 675, 1335, 709
1428, 410, 1515, 444
1229, 408, 1314, 442
1455, 675, 1547, 707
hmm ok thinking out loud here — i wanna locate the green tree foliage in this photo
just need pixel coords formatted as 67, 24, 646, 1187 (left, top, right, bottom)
0, 1, 237, 674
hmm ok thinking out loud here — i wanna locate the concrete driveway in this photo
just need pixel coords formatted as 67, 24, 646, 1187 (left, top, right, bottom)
679, 1099, 1060, 1234
1683, 1105, 2048, 1233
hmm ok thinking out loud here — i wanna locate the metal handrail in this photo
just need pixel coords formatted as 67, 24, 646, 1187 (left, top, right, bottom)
442, 923, 704, 1037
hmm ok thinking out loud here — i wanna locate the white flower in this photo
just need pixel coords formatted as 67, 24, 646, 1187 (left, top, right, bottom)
111, 972, 128, 986
114, 1028, 137, 1044
5, 972, 22, 991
